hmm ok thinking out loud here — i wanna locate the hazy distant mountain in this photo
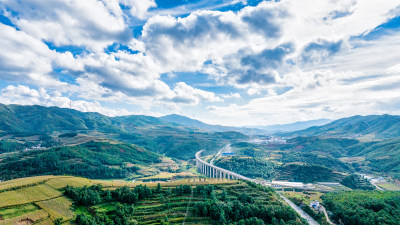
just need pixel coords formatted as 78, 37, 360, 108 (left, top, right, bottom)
286, 115, 400, 138
159, 114, 265, 134
160, 114, 332, 134
251, 119, 332, 133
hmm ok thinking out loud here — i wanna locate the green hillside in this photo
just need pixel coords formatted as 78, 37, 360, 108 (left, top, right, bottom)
214, 157, 275, 180
0, 104, 246, 160
0, 141, 161, 181
160, 114, 263, 134
282, 137, 400, 179
287, 114, 400, 138
229, 136, 400, 180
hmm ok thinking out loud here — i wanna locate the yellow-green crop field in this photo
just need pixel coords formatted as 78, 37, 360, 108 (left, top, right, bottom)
283, 190, 324, 205
0, 175, 57, 191
0, 209, 49, 225
0, 176, 105, 224
35, 197, 74, 220
376, 182, 400, 191
0, 184, 61, 207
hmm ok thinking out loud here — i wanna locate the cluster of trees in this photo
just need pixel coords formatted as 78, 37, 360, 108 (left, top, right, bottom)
0, 140, 26, 153
0, 141, 161, 181
64, 184, 158, 206
340, 174, 375, 190
215, 157, 275, 180
192, 184, 304, 225
58, 132, 78, 138
275, 164, 344, 183
279, 152, 353, 173
282, 137, 360, 158
38, 134, 60, 148
65, 184, 159, 225
322, 191, 400, 225
75, 203, 135, 225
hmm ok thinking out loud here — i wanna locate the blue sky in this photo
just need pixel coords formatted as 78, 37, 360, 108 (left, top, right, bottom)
0, 0, 400, 126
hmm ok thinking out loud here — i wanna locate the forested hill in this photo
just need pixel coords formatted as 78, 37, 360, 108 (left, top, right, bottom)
0, 141, 161, 181
0, 104, 171, 134
0, 104, 248, 160
286, 114, 400, 138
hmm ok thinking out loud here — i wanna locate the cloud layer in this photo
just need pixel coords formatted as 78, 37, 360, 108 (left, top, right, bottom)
1, 0, 400, 125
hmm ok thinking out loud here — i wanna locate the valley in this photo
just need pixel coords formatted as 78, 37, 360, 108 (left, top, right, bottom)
1, 104, 400, 225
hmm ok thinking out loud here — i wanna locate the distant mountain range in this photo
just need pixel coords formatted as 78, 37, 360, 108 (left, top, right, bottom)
159, 114, 266, 134
249, 119, 332, 133
286, 114, 400, 138
160, 114, 332, 134
2, 103, 400, 141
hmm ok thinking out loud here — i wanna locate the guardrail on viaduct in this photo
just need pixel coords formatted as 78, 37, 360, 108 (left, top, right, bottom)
195, 150, 255, 182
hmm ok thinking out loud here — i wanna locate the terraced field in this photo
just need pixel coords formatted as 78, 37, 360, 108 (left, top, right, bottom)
0, 176, 304, 224
0, 176, 236, 224
0, 176, 78, 224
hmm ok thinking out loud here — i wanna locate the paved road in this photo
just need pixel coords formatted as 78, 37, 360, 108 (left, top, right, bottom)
278, 193, 319, 225
210, 144, 230, 165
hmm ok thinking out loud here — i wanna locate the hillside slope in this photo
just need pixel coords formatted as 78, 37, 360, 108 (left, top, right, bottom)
160, 114, 264, 134
251, 118, 332, 133
286, 114, 400, 138
0, 104, 247, 159
0, 104, 171, 134
0, 141, 161, 181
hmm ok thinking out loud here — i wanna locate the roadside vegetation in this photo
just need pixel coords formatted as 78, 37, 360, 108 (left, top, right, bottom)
322, 191, 400, 225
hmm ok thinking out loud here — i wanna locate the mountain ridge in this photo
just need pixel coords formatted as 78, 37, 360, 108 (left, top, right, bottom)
286, 114, 400, 138
159, 114, 332, 134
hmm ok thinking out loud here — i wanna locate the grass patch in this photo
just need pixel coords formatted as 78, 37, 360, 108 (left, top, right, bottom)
0, 204, 39, 220
0, 209, 49, 225
45, 177, 93, 190
376, 182, 400, 191
0, 176, 57, 192
35, 196, 74, 221
0, 184, 61, 207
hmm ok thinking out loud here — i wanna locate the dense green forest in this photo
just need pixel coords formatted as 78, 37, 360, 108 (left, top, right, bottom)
340, 174, 375, 190
281, 137, 360, 158
214, 156, 345, 182
214, 157, 275, 180
0, 139, 26, 153
215, 156, 344, 183
65, 182, 306, 225
322, 191, 400, 225
279, 152, 353, 172
0, 141, 160, 180
275, 164, 345, 183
